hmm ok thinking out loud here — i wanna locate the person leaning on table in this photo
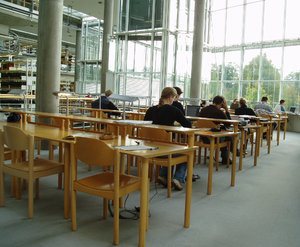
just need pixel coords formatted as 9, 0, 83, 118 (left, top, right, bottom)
198, 95, 237, 164
144, 87, 191, 190
91, 89, 121, 117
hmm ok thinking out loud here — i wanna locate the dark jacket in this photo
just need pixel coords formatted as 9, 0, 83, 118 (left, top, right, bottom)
144, 104, 191, 128
198, 104, 231, 120
91, 96, 120, 117
235, 105, 256, 116
172, 101, 185, 115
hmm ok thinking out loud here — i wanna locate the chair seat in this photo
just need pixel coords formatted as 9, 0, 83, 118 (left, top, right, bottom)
3, 158, 64, 178
74, 172, 140, 199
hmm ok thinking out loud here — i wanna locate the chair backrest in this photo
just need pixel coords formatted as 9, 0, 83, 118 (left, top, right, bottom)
3, 125, 31, 151
74, 137, 114, 167
193, 119, 218, 129
137, 127, 171, 142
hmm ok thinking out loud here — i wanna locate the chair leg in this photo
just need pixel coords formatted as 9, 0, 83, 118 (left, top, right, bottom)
103, 198, 108, 219
35, 178, 39, 199
0, 170, 5, 206
215, 148, 219, 171
204, 148, 207, 164
28, 180, 34, 219
198, 147, 202, 164
71, 190, 77, 231
113, 198, 120, 245
167, 166, 172, 198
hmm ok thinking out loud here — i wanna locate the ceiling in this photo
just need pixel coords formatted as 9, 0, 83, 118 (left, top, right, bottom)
0, 0, 105, 52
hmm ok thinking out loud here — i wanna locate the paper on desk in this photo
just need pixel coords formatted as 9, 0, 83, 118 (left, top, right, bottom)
114, 145, 158, 151
114, 120, 152, 125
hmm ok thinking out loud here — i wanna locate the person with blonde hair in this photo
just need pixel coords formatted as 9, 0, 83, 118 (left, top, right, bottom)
144, 87, 191, 190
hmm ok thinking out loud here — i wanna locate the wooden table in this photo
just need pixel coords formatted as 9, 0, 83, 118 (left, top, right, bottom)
193, 129, 239, 195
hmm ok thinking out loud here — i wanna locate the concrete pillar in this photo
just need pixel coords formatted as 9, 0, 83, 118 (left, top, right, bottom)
101, 0, 114, 93
75, 30, 82, 86
36, 0, 63, 113
190, 0, 205, 103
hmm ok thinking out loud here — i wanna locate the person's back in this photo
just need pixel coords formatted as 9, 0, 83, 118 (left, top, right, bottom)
235, 98, 256, 116
254, 96, 273, 113
145, 104, 191, 127
198, 104, 228, 120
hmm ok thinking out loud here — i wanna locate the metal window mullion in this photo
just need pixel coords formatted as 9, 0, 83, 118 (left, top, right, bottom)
279, 0, 287, 100
239, 0, 247, 98
258, 0, 265, 102
220, 0, 228, 95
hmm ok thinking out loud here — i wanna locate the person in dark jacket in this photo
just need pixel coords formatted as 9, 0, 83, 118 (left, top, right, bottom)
235, 98, 256, 116
198, 95, 234, 164
91, 89, 120, 117
144, 87, 191, 190
172, 86, 185, 115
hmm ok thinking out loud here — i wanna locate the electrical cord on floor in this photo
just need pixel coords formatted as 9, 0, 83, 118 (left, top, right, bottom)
108, 181, 159, 220
108, 195, 139, 220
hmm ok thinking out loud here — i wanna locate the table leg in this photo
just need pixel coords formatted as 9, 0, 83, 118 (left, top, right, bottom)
267, 123, 271, 154
64, 143, 70, 219
139, 158, 149, 247
254, 128, 259, 166
239, 129, 244, 171
207, 137, 215, 195
184, 150, 193, 228
283, 118, 287, 140
277, 119, 280, 146
231, 134, 237, 187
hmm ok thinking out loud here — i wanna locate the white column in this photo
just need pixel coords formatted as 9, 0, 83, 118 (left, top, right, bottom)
36, 0, 63, 113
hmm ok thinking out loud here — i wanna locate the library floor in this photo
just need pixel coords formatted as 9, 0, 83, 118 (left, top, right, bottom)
0, 132, 300, 247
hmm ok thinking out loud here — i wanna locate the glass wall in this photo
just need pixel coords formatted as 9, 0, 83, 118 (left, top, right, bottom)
115, 0, 300, 108
116, 0, 194, 105
206, 0, 300, 109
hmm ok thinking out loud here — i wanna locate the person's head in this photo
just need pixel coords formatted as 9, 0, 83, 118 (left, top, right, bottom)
280, 99, 285, 105
173, 87, 183, 97
261, 96, 268, 102
213, 95, 225, 108
159, 87, 177, 106
105, 89, 113, 97
233, 98, 238, 103
239, 98, 247, 107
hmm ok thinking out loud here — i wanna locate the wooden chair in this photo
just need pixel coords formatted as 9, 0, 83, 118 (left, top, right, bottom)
0, 126, 64, 218
193, 120, 231, 170
137, 128, 187, 198
71, 137, 141, 245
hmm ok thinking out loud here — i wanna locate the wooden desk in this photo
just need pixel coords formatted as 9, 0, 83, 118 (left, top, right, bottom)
68, 134, 196, 247
193, 129, 238, 195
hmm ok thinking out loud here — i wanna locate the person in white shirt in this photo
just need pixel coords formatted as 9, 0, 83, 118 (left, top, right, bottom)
274, 99, 286, 114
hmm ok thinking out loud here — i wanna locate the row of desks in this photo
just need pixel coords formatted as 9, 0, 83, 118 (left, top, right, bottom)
0, 108, 285, 247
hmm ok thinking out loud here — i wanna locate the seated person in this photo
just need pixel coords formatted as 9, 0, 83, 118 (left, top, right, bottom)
91, 89, 120, 117
230, 98, 239, 110
172, 86, 185, 115
198, 95, 236, 164
254, 96, 273, 114
235, 98, 256, 116
144, 87, 191, 190
274, 99, 286, 114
